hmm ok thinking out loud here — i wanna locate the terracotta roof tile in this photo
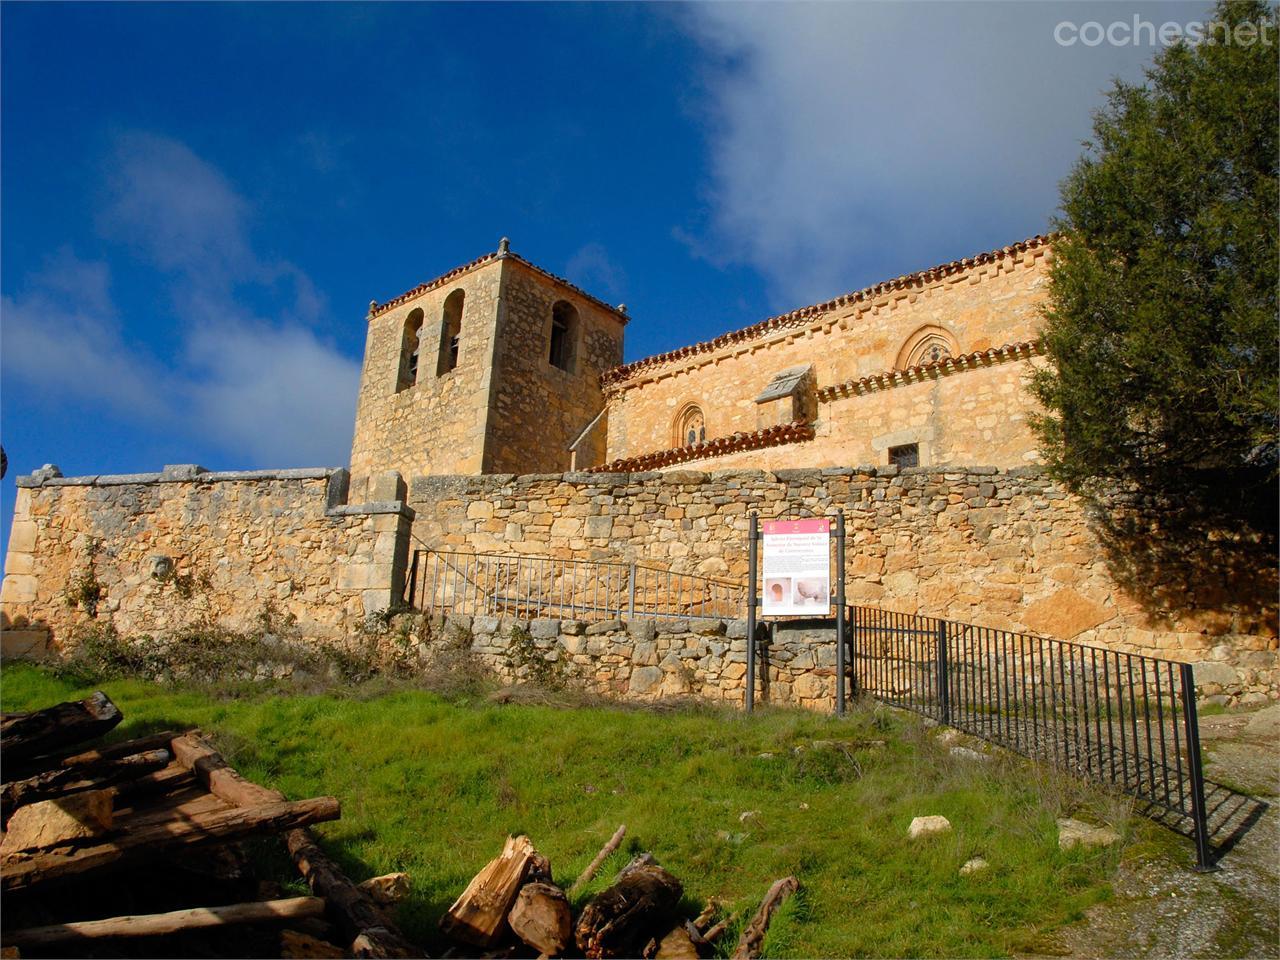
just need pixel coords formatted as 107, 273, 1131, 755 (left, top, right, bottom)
601, 234, 1052, 387
817, 341, 1043, 401
368, 249, 629, 324
586, 421, 816, 474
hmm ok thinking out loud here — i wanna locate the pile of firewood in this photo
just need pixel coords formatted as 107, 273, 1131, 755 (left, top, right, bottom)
439, 827, 798, 959
0, 692, 421, 959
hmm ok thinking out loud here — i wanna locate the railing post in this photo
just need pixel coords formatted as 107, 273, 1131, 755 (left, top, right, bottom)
406, 550, 420, 609
627, 563, 637, 620
1178, 663, 1215, 871
937, 618, 951, 727
746, 512, 758, 714
835, 512, 846, 717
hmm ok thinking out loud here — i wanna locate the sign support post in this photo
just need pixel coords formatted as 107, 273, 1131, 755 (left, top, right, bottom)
835, 512, 846, 716
746, 512, 759, 714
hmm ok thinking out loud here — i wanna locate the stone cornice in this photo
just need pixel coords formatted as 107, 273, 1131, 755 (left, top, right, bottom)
586, 421, 816, 474
602, 234, 1053, 390
817, 341, 1043, 402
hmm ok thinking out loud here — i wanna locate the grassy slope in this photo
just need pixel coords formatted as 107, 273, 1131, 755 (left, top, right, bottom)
0, 664, 1161, 958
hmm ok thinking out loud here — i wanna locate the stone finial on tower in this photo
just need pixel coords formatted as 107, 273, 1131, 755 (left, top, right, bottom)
367, 300, 378, 318
498, 237, 510, 255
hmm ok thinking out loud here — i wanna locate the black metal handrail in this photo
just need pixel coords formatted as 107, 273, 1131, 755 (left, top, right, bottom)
405, 548, 745, 621
848, 605, 1215, 870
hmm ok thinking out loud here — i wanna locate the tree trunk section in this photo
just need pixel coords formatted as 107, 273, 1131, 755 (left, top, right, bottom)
440, 835, 537, 948
6, 896, 325, 948
285, 829, 421, 959
509, 881, 572, 956
1, 692, 122, 762
575, 861, 683, 959
2, 796, 340, 892
2, 749, 171, 823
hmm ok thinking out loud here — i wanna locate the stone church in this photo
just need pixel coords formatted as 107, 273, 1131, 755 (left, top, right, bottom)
348, 234, 1052, 498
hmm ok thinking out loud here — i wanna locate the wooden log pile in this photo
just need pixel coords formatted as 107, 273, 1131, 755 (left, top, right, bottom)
438, 826, 799, 960
0, 692, 422, 959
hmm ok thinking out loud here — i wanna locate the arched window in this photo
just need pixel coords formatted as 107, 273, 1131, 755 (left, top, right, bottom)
397, 308, 424, 392
549, 300, 578, 372
674, 404, 706, 448
437, 289, 464, 376
895, 324, 960, 370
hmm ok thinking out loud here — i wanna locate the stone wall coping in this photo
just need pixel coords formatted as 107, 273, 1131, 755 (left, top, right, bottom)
326, 501, 416, 519
406, 464, 1048, 496
17, 466, 340, 488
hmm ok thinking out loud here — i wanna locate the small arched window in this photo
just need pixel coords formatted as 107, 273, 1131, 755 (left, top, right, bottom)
549, 300, 578, 372
674, 404, 706, 448
896, 324, 960, 370
437, 289, 464, 376
397, 308, 424, 392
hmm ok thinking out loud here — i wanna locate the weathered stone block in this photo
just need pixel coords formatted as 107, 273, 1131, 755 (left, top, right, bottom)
529, 618, 561, 639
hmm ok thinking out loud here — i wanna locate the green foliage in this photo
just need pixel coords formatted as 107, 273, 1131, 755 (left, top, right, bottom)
0, 663, 1162, 958
1031, 1, 1278, 518
64, 537, 104, 617
504, 624, 569, 689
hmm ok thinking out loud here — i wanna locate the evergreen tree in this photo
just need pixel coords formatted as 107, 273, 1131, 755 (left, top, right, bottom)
1031, 1, 1278, 522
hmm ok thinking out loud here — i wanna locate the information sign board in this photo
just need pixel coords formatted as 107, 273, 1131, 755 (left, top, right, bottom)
760, 518, 831, 615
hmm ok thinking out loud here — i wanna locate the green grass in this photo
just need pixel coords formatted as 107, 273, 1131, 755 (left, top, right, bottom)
0, 663, 1154, 958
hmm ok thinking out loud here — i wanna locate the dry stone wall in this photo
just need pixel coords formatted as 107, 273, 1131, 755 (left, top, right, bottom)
1, 465, 412, 658
424, 613, 839, 710
409, 467, 1278, 702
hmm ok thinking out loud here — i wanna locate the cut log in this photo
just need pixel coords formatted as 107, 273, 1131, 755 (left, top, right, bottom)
2, 795, 339, 892
6, 896, 325, 948
285, 829, 421, 959
568, 824, 626, 896
575, 860, 683, 959
730, 877, 798, 960
1, 789, 114, 854
2, 749, 170, 822
509, 881, 572, 956
357, 872, 411, 906
282, 929, 346, 959
3, 730, 185, 784
1, 692, 122, 762
168, 734, 421, 958
440, 835, 537, 948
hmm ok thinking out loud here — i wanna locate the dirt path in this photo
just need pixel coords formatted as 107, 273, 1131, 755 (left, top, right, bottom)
1041, 705, 1279, 959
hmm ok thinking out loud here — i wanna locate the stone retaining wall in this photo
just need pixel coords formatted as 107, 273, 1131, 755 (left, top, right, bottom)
425, 613, 838, 710
409, 467, 1278, 704
1, 465, 412, 658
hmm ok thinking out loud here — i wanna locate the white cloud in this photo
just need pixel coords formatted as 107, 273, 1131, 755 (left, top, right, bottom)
564, 242, 628, 301
3, 135, 360, 468
679, 2, 1187, 308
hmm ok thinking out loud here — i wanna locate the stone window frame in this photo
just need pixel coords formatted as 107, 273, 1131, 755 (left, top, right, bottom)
437, 288, 465, 377
548, 300, 580, 374
396, 308, 425, 392
673, 402, 707, 448
895, 324, 961, 370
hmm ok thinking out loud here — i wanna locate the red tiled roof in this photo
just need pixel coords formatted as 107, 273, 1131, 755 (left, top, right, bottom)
586, 421, 816, 474
817, 341, 1043, 401
368, 249, 629, 324
601, 234, 1052, 387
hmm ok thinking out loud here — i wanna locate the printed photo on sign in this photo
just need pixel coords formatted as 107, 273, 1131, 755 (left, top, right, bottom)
761, 518, 831, 615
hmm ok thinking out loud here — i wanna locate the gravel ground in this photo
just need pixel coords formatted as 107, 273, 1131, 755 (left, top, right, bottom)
1037, 704, 1279, 959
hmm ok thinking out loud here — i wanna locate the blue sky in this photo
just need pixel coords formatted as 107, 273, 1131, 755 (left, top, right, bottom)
1, 1, 1198, 556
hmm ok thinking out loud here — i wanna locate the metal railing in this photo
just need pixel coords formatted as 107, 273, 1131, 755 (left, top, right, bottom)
849, 605, 1214, 869
405, 549, 745, 621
